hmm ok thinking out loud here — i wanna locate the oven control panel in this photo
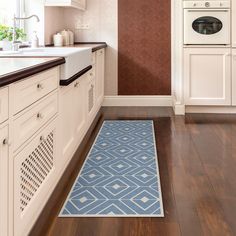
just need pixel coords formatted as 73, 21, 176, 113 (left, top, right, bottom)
183, 1, 230, 8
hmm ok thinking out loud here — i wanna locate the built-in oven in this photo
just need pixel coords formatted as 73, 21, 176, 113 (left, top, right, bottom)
184, 1, 231, 45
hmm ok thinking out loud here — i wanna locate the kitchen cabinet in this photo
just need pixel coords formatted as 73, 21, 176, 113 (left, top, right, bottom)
233, 0, 236, 47
95, 49, 105, 108
59, 76, 86, 165
232, 49, 236, 105
45, 0, 86, 10
86, 69, 96, 124
0, 125, 9, 236
184, 48, 231, 106
13, 119, 57, 236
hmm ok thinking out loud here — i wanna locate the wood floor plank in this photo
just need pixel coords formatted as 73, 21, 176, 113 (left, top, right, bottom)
29, 108, 236, 236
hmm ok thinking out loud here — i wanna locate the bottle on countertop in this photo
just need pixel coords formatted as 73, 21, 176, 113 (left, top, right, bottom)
67, 30, 74, 45
31, 31, 39, 48
53, 33, 63, 47
61, 30, 70, 46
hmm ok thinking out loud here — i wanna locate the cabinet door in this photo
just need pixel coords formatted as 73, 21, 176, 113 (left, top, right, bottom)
74, 77, 86, 144
13, 120, 57, 236
233, 0, 236, 47
232, 49, 236, 105
0, 125, 8, 236
59, 78, 86, 164
86, 76, 96, 124
95, 49, 105, 108
184, 48, 231, 105
60, 82, 76, 163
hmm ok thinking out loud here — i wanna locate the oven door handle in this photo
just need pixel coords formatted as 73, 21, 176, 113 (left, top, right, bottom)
187, 10, 229, 12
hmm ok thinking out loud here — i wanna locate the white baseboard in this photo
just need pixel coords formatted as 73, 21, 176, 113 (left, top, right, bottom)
186, 106, 236, 114
102, 96, 173, 107
174, 104, 185, 115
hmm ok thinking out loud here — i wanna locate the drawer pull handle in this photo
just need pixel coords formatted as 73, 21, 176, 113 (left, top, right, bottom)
74, 82, 79, 88
37, 83, 44, 90
2, 138, 8, 145
37, 113, 43, 119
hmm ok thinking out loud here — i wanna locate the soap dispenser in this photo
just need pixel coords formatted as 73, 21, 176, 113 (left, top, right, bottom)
31, 31, 39, 48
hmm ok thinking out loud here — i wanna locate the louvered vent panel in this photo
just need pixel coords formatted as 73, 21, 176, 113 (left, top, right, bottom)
19, 132, 54, 212
88, 85, 94, 112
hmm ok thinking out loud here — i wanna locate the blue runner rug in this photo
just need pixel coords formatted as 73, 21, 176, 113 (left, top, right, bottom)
60, 120, 164, 217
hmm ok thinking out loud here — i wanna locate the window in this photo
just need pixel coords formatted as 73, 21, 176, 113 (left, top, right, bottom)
0, 0, 23, 26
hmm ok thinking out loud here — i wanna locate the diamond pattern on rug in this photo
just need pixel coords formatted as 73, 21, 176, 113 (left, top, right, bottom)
59, 120, 164, 217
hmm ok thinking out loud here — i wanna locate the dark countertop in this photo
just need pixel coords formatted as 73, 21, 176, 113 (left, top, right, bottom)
0, 42, 107, 88
73, 42, 107, 52
0, 57, 65, 88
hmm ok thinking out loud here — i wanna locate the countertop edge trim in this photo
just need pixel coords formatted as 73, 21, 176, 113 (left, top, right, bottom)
60, 65, 93, 86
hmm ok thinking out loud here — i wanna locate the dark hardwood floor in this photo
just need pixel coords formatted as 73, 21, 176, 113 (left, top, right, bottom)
30, 107, 236, 236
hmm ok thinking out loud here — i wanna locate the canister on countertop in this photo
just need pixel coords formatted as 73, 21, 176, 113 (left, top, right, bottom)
53, 33, 63, 47
61, 30, 70, 46
68, 30, 74, 45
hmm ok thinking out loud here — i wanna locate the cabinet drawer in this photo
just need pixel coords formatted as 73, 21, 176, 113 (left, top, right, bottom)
13, 67, 59, 114
13, 92, 58, 151
0, 87, 8, 124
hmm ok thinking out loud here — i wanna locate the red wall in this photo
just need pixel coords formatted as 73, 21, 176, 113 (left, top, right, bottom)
118, 0, 171, 95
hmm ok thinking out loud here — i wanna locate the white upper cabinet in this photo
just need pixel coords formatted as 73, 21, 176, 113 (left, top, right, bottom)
232, 0, 236, 47
184, 48, 231, 106
45, 0, 86, 10
232, 49, 236, 105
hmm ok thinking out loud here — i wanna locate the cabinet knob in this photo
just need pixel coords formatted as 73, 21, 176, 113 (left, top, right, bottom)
2, 138, 8, 145
37, 83, 43, 90
205, 2, 210, 7
40, 135, 45, 142
74, 82, 79, 88
37, 112, 43, 119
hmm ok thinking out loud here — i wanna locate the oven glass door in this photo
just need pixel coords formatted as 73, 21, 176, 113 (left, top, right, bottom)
184, 9, 230, 45
192, 16, 223, 35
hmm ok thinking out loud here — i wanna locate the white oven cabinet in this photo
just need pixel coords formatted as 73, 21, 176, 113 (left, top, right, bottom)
184, 48, 231, 105
45, 0, 86, 10
95, 49, 105, 108
0, 124, 9, 236
232, 49, 236, 105
13, 119, 57, 236
59, 76, 86, 166
232, 0, 236, 47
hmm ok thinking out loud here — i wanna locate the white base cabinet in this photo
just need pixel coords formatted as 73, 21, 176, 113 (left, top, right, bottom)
0, 124, 9, 236
0, 48, 105, 236
232, 49, 236, 105
184, 48, 231, 106
13, 119, 57, 236
59, 76, 86, 167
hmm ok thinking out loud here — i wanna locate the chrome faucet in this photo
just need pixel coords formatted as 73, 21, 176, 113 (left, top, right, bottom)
12, 14, 40, 51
